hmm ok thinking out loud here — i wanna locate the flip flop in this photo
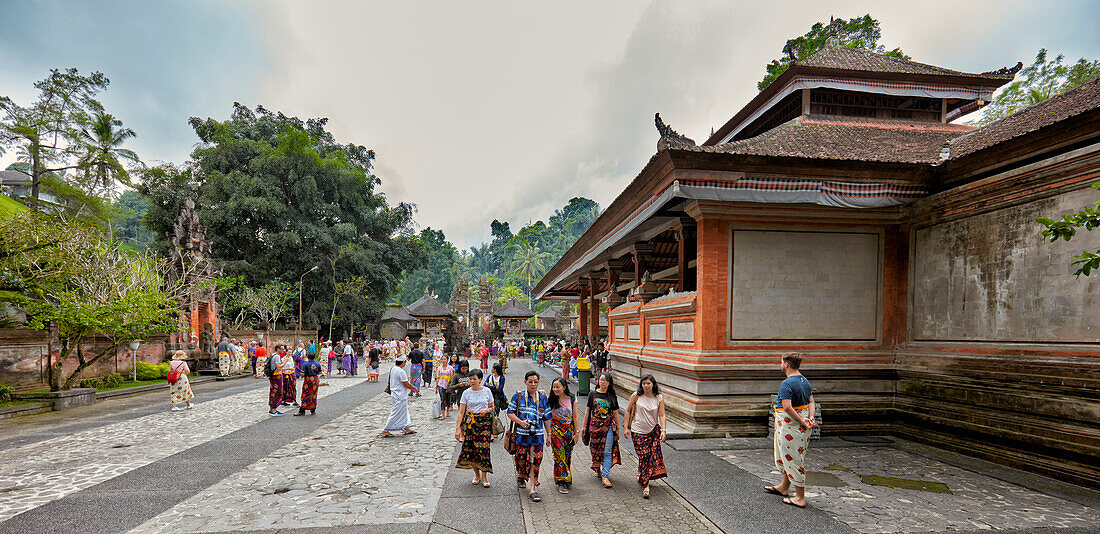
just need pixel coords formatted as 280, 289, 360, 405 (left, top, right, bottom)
529, 492, 542, 502
378, 432, 395, 438
764, 486, 788, 497
782, 497, 806, 509
402, 429, 417, 435
482, 481, 491, 488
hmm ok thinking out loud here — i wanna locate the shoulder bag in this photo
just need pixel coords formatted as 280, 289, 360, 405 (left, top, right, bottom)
383, 371, 391, 394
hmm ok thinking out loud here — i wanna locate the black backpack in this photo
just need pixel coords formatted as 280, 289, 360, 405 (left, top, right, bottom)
263, 356, 278, 378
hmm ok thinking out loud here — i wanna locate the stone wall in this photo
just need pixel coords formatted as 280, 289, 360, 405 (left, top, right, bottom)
0, 329, 168, 389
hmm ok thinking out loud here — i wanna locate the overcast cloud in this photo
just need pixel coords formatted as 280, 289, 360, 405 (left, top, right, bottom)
2, 0, 1097, 249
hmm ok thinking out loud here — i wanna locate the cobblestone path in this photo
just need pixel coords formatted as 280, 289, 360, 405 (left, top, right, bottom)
130, 381, 448, 532
717, 445, 1097, 533
0, 375, 365, 523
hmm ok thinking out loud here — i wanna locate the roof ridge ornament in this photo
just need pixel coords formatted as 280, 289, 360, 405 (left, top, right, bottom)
980, 62, 1024, 78
655, 113, 697, 151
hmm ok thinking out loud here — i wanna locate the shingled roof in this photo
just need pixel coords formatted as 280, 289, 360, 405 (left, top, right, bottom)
494, 298, 536, 319
946, 77, 1100, 160
797, 46, 1019, 80
537, 305, 576, 319
381, 305, 415, 322
407, 293, 453, 318
687, 115, 974, 164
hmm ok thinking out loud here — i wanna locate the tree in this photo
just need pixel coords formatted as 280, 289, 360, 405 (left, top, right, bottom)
0, 69, 110, 209
979, 49, 1100, 125
75, 110, 141, 196
0, 213, 179, 390
1037, 182, 1100, 276
396, 227, 458, 305
757, 15, 908, 91
143, 104, 426, 331
509, 239, 552, 305
112, 191, 156, 251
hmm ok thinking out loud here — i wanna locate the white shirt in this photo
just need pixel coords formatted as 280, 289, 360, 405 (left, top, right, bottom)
390, 366, 410, 400
344, 345, 353, 355
460, 387, 493, 413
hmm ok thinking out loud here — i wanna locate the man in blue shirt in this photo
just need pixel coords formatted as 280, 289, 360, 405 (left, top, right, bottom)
765, 353, 817, 509
507, 371, 551, 502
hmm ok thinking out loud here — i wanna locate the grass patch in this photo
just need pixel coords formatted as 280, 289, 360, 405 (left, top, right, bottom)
0, 399, 42, 409
0, 194, 29, 217
860, 474, 952, 494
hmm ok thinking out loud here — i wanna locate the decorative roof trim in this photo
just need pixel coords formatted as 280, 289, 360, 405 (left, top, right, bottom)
655, 113, 697, 150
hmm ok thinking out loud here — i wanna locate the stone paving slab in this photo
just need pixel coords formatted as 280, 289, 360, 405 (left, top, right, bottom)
716, 445, 1097, 533
130, 380, 452, 533
0, 374, 365, 523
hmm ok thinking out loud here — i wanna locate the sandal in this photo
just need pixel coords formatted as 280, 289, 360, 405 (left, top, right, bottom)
782, 497, 806, 509
643, 487, 650, 499
529, 492, 542, 502
402, 429, 417, 435
471, 479, 481, 485
602, 478, 613, 488
482, 481, 491, 488
764, 485, 788, 497
378, 432, 396, 438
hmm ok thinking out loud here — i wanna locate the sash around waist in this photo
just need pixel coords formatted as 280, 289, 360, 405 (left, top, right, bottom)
774, 404, 810, 412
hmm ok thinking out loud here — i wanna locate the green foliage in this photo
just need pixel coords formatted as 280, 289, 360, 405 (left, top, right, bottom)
757, 15, 908, 91
142, 104, 426, 337
112, 191, 156, 251
1036, 182, 1100, 276
80, 377, 101, 389
395, 227, 458, 304
509, 240, 552, 304
979, 49, 1100, 125
101, 373, 124, 388
222, 278, 298, 329
0, 383, 12, 402
135, 361, 170, 381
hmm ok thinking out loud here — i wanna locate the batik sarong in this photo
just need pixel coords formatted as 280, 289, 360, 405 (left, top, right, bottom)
268, 376, 283, 410
631, 426, 667, 485
300, 375, 319, 410
456, 412, 494, 472
350, 355, 358, 375
588, 415, 621, 476
774, 406, 811, 486
409, 364, 424, 388
218, 351, 230, 376
514, 443, 543, 483
550, 413, 575, 484
281, 374, 297, 404
170, 375, 194, 404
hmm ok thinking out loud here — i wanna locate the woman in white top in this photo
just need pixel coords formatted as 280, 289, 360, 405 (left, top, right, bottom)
454, 368, 494, 487
623, 374, 668, 498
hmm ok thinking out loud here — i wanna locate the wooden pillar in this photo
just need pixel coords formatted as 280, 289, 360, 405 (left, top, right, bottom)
674, 218, 696, 293
589, 278, 600, 343
579, 283, 589, 339
630, 244, 653, 293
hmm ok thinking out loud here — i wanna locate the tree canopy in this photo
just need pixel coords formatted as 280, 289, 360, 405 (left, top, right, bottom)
757, 15, 908, 91
979, 49, 1100, 125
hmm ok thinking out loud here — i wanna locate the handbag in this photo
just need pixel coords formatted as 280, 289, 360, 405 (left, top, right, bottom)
581, 412, 592, 446
166, 370, 179, 385
383, 372, 391, 394
503, 419, 517, 455
431, 400, 442, 419
491, 415, 505, 437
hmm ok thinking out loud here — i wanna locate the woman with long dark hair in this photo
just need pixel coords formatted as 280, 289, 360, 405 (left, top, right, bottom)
583, 372, 621, 488
549, 377, 581, 494
434, 352, 460, 419
455, 368, 494, 486
624, 374, 668, 498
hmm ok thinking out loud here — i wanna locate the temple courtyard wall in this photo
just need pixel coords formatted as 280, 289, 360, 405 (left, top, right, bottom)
608, 144, 1100, 487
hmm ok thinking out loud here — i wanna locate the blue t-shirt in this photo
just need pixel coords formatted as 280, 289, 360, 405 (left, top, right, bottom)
776, 374, 812, 409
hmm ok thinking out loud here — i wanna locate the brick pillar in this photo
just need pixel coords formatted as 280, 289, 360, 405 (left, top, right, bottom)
690, 208, 728, 351
579, 284, 589, 339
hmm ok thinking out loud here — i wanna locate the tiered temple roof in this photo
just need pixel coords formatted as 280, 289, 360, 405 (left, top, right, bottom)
407, 292, 453, 318
381, 305, 415, 322
494, 298, 536, 319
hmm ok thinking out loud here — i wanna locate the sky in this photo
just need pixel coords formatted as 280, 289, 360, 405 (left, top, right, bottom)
2, 0, 1098, 250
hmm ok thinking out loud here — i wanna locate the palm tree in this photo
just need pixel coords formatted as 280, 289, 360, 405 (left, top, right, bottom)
509, 240, 551, 306
76, 110, 140, 196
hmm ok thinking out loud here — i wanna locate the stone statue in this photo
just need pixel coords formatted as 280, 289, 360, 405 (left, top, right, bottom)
200, 323, 216, 360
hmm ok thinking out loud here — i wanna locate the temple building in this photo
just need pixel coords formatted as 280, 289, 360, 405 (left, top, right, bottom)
534, 46, 1100, 486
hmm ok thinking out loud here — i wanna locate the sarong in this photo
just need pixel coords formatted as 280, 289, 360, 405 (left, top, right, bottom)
631, 426, 667, 485
267, 376, 283, 410
350, 355, 358, 375
218, 351, 230, 376
514, 443, 543, 483
456, 412, 494, 472
170, 376, 194, 404
369, 364, 380, 378
281, 374, 297, 404
410, 364, 423, 388
301, 375, 319, 410
294, 354, 304, 379
588, 416, 621, 476
774, 407, 811, 486
384, 398, 411, 431
550, 416, 575, 484
342, 354, 352, 374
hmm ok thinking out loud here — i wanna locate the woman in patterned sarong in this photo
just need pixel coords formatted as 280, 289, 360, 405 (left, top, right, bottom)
624, 374, 667, 498
278, 346, 298, 406
168, 351, 194, 411
267, 346, 286, 416
296, 353, 322, 415
584, 372, 621, 488
549, 378, 580, 494
455, 369, 494, 485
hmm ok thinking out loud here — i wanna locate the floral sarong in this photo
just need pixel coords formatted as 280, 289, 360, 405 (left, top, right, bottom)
550, 412, 575, 484
410, 364, 423, 388
268, 376, 283, 410
218, 351, 230, 376
774, 407, 811, 486
456, 412, 493, 472
631, 426, 667, 485
588, 415, 621, 476
281, 374, 297, 404
514, 444, 543, 483
170, 375, 193, 404
301, 375, 319, 410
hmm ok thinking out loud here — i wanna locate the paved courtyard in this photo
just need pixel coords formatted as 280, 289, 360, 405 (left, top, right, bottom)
0, 359, 1095, 534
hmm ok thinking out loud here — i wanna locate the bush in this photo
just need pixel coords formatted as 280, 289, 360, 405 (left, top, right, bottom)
136, 361, 170, 381
101, 373, 124, 388
0, 383, 12, 402
80, 377, 102, 389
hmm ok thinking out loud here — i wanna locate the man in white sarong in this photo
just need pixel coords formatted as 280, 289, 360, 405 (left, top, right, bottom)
380, 355, 419, 437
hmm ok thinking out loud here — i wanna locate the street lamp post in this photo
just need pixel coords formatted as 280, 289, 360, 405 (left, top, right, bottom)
129, 339, 142, 382
299, 266, 318, 332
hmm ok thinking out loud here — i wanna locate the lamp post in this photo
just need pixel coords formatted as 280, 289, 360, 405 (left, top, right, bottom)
129, 339, 142, 382
299, 266, 318, 332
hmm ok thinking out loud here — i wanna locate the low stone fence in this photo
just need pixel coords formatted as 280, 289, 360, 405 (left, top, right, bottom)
0, 329, 168, 390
